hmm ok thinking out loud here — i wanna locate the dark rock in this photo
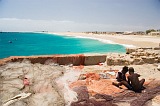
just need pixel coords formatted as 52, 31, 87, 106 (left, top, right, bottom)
130, 86, 160, 106
93, 94, 113, 101
71, 86, 117, 106
72, 86, 89, 101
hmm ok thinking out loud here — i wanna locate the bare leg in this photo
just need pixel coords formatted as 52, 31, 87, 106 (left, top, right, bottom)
120, 81, 132, 90
139, 79, 145, 86
112, 82, 120, 87
140, 79, 145, 90
112, 81, 132, 90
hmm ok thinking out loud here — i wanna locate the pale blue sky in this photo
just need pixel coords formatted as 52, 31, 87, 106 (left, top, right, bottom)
0, 0, 160, 32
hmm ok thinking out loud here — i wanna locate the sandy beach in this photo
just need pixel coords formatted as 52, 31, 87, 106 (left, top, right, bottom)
49, 32, 160, 48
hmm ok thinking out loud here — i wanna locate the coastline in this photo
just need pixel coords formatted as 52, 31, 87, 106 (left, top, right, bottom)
0, 32, 160, 106
48, 32, 160, 48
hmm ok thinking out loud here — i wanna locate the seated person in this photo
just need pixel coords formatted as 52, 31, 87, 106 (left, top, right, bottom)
127, 67, 145, 92
116, 66, 128, 82
112, 66, 131, 89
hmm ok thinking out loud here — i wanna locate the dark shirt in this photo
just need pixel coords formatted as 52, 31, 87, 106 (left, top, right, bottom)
116, 72, 127, 82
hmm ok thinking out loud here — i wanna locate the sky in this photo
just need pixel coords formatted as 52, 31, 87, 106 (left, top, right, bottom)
0, 0, 160, 32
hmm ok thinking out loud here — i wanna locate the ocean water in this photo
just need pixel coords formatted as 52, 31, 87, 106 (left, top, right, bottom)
0, 32, 126, 59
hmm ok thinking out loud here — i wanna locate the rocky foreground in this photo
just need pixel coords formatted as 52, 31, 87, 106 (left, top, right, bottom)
107, 47, 160, 66
0, 47, 160, 106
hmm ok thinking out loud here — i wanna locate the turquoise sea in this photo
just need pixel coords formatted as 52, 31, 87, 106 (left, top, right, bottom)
0, 32, 126, 59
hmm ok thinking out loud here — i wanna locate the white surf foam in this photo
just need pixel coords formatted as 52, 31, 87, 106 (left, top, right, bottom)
48, 33, 136, 48
71, 35, 136, 48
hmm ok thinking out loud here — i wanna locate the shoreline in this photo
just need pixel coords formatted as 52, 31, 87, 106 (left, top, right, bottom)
0, 36, 160, 106
0, 32, 159, 59
48, 32, 160, 48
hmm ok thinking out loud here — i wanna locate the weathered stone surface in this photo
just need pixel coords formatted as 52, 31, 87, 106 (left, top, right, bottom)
154, 59, 159, 63
158, 65, 160, 71
0, 48, 159, 66
126, 48, 136, 54
130, 52, 136, 56
84, 55, 106, 65
0, 54, 108, 66
127, 48, 160, 65
72, 86, 89, 101
130, 86, 160, 106
151, 95, 160, 106
137, 49, 144, 52
157, 56, 160, 62
71, 98, 117, 106
93, 94, 113, 101
133, 58, 143, 65
154, 47, 160, 50
107, 57, 130, 66
71, 86, 117, 106
142, 57, 155, 64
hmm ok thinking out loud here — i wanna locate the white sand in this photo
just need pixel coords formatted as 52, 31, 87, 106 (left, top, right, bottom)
48, 32, 160, 48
